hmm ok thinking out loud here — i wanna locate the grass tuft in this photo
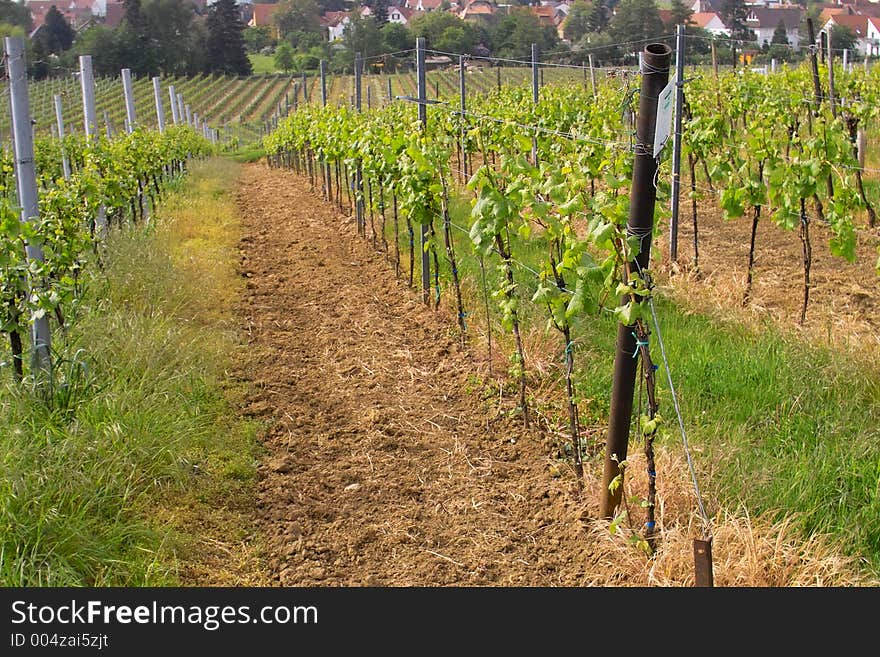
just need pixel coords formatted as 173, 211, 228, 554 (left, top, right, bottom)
0, 159, 264, 586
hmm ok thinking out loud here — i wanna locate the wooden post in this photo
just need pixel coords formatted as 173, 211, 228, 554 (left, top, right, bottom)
588, 53, 596, 98
710, 40, 718, 79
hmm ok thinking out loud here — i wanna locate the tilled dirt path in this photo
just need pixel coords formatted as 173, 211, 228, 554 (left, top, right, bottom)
233, 163, 600, 586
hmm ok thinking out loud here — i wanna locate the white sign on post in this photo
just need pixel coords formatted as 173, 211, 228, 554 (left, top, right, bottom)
653, 73, 676, 158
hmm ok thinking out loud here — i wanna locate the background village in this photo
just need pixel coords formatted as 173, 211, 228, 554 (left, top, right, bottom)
10, 0, 880, 79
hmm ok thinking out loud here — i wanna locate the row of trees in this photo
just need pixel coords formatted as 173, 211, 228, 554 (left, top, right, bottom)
257, 0, 862, 74
563, 0, 858, 65
252, 0, 735, 72
5, 0, 252, 80
251, 0, 564, 74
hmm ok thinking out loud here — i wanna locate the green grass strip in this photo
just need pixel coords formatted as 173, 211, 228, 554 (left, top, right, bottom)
0, 158, 261, 586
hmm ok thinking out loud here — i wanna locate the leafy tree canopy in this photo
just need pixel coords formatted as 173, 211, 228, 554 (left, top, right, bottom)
721, 0, 751, 40
492, 8, 559, 59
275, 41, 296, 71
244, 25, 274, 53
381, 21, 411, 53
274, 0, 322, 38
828, 23, 857, 52
0, 0, 31, 31
609, 0, 665, 45
563, 1, 593, 43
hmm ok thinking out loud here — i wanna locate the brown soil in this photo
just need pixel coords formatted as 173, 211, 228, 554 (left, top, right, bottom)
228, 162, 869, 587
233, 162, 602, 586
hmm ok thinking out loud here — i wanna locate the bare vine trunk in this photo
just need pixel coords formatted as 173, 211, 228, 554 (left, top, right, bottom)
495, 233, 529, 429
799, 197, 812, 325
744, 204, 760, 306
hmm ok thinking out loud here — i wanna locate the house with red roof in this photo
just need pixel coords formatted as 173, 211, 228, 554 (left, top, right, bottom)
102, 0, 124, 27
822, 13, 880, 55
27, 0, 102, 31
388, 6, 420, 26
689, 0, 724, 13
459, 0, 495, 23
689, 12, 730, 37
820, 3, 853, 23
407, 0, 448, 12
529, 5, 556, 27
26, 1, 61, 32
320, 10, 350, 42
249, 2, 282, 38
660, 9, 730, 37
820, 0, 880, 22
249, 3, 278, 27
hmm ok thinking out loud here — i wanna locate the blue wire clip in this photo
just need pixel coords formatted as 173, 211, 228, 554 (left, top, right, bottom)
631, 331, 648, 358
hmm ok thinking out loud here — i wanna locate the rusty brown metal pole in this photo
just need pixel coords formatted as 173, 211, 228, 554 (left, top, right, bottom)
600, 43, 672, 519
694, 538, 714, 586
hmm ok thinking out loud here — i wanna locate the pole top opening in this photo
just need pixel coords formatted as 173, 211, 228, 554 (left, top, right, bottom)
645, 43, 672, 57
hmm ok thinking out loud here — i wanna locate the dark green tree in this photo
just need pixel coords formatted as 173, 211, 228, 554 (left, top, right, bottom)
73, 25, 123, 76
609, 0, 665, 45
36, 6, 76, 55
381, 22, 411, 52
767, 21, 794, 63
274, 41, 296, 72
205, 0, 252, 75
340, 13, 381, 67
75, 0, 205, 77
720, 0, 751, 40
410, 11, 473, 48
0, 0, 31, 31
29, 35, 50, 80
585, 0, 610, 33
123, 0, 148, 36
367, 0, 390, 25
771, 19, 789, 45
316, 0, 346, 11
668, 0, 693, 28
144, 0, 205, 76
491, 8, 559, 59
668, 0, 710, 55
829, 24, 857, 53
330, 14, 386, 72
115, 0, 158, 75
244, 26, 273, 52
563, 1, 592, 42
436, 23, 475, 53
274, 0, 322, 38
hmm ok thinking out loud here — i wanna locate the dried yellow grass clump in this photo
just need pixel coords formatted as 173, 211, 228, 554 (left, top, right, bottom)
569, 449, 875, 587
